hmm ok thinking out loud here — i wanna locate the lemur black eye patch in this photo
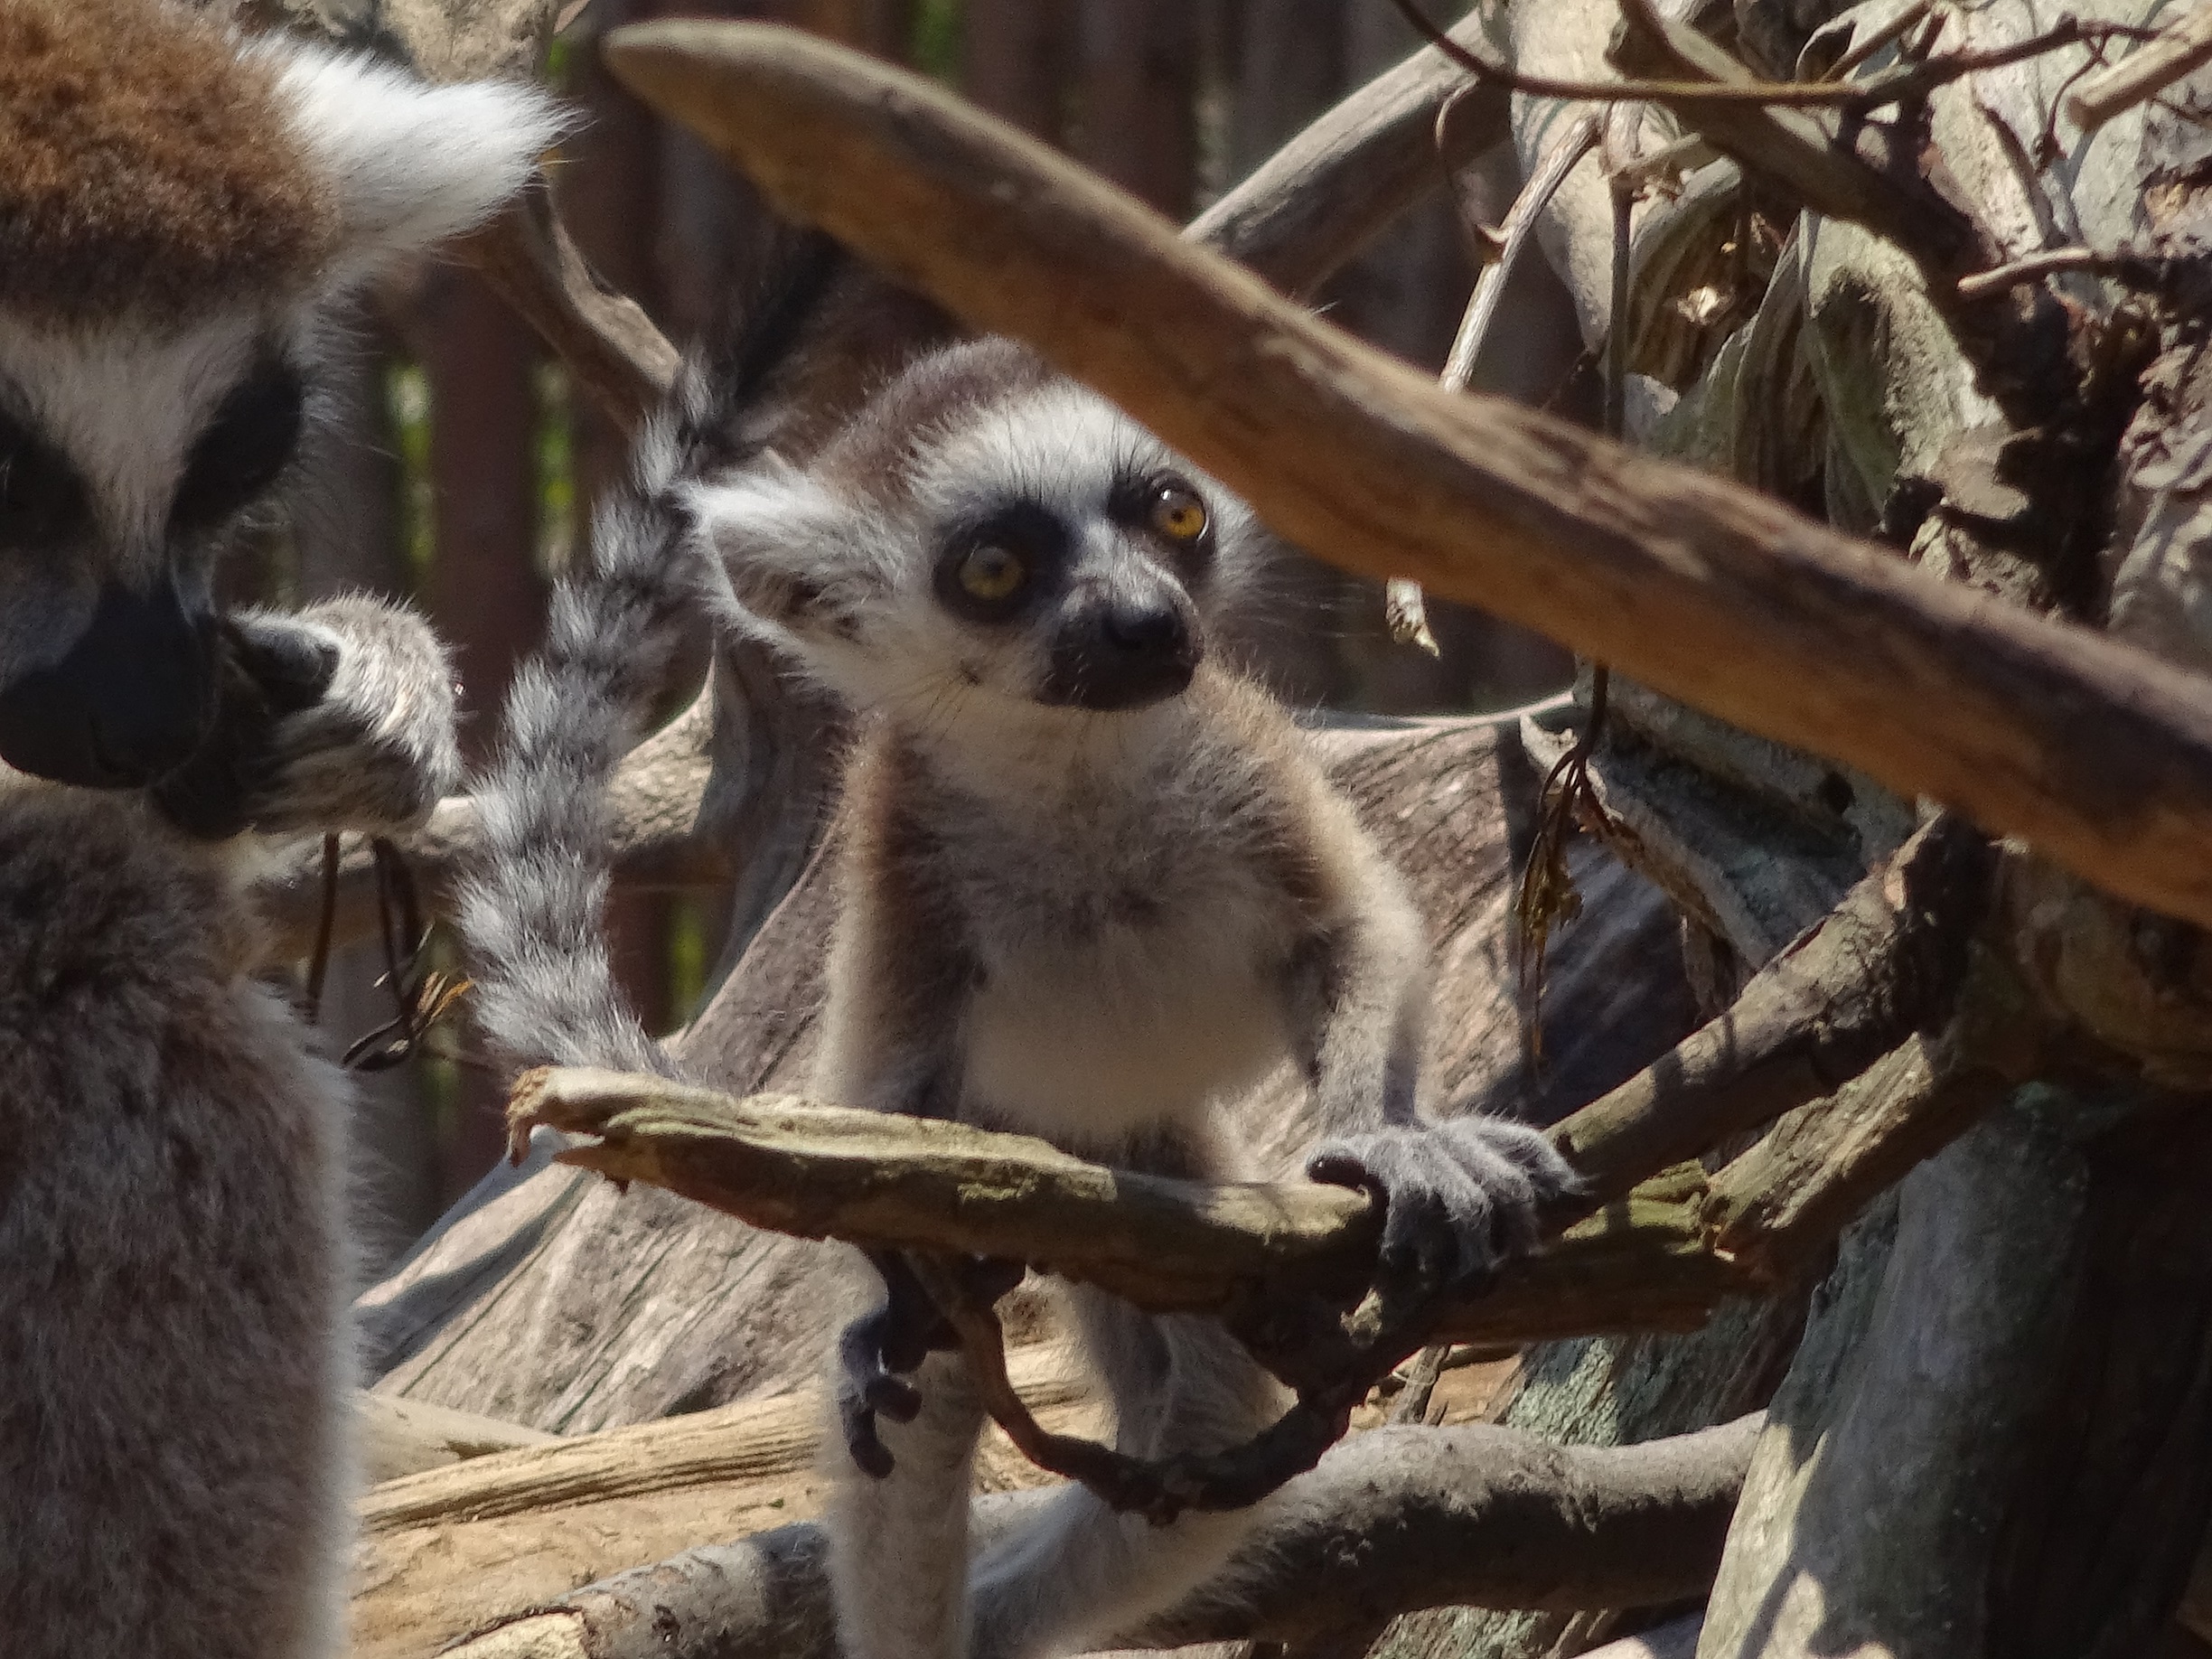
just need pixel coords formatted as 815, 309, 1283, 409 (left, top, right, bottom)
0, 405, 89, 551
170, 357, 304, 534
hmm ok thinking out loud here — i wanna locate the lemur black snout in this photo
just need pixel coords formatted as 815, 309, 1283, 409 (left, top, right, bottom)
1102, 603, 1184, 656
0, 582, 218, 788
1043, 596, 1199, 711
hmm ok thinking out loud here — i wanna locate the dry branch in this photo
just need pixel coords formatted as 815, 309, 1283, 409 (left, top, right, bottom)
433, 1413, 1763, 1659
601, 22, 2212, 935
509, 1066, 1758, 1347
352, 1345, 1093, 1658
464, 183, 680, 432
1548, 815, 1994, 1212
2067, 5, 2212, 133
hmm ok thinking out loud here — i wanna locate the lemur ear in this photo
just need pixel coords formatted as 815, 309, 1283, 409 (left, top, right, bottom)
265, 46, 567, 280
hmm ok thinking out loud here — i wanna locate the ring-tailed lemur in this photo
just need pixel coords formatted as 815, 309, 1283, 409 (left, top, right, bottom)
0, 3, 560, 1653
462, 246, 1574, 1659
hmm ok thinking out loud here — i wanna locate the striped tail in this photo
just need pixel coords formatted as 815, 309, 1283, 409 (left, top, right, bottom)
458, 234, 845, 1076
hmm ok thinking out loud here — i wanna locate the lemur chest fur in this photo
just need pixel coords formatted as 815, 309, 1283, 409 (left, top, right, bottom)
869, 681, 1315, 1146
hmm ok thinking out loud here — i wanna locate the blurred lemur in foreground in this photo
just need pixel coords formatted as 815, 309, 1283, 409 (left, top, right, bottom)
0, 2, 559, 1653
463, 242, 1575, 1659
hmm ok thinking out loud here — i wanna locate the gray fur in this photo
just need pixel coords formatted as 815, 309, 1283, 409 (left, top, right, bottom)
457, 385, 708, 1078
0, 7, 557, 1652
469, 323, 1575, 1658
0, 592, 461, 1656
239, 595, 462, 834
692, 339, 1578, 1659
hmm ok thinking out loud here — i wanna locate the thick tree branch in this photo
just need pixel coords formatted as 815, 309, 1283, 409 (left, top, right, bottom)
463, 183, 680, 432
599, 22, 2212, 935
434, 1413, 1763, 1659
1548, 815, 1994, 1213
507, 1066, 1763, 1350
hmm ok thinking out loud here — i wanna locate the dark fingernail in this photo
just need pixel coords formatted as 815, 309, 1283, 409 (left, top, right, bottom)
848, 1431, 895, 1479
867, 1375, 923, 1421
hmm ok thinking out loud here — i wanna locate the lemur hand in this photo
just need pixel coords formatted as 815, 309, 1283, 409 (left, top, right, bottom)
836, 1251, 1025, 1478
837, 1251, 943, 1479
153, 599, 459, 840
1307, 1115, 1577, 1296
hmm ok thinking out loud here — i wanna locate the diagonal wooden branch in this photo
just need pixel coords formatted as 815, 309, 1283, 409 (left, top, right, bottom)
1548, 814, 1995, 1213
599, 21, 2212, 935
434, 1412, 1764, 1659
506, 1066, 1757, 1348
463, 183, 680, 432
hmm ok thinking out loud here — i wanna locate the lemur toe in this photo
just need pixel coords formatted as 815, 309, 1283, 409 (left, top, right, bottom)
1308, 1114, 1577, 1295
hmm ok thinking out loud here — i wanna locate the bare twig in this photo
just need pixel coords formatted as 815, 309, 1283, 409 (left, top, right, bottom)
600, 23, 2212, 933
1381, 0, 2128, 114
1386, 103, 1605, 659
1820, 0, 1933, 82
1439, 115, 1601, 394
1954, 247, 2165, 299
2067, 3, 2212, 133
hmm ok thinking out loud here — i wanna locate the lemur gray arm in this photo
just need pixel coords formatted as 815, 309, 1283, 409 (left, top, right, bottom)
816, 858, 984, 1476
1285, 814, 1576, 1293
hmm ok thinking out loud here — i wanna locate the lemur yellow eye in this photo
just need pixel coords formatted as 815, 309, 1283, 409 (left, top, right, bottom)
1149, 482, 1208, 543
957, 543, 1026, 602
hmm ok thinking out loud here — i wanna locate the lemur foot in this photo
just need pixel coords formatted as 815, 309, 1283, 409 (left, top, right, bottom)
154, 598, 459, 840
1307, 1116, 1578, 1296
837, 1251, 1023, 1478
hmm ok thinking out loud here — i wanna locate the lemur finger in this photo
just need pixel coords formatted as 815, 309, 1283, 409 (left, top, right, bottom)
1458, 1115, 1581, 1197
865, 1373, 923, 1422
226, 614, 339, 714
839, 1391, 896, 1480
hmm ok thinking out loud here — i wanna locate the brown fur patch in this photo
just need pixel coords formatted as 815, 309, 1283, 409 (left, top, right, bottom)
0, 0, 334, 326
814, 338, 1059, 509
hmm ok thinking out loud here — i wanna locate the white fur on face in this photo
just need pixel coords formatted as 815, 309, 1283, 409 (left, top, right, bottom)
690, 380, 1267, 726
259, 43, 567, 286
0, 311, 268, 568
0, 307, 314, 679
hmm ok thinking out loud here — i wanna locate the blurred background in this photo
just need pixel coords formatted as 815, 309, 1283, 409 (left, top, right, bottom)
272, 0, 1588, 1274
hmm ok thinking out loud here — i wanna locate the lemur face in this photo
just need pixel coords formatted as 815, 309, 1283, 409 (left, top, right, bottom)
0, 318, 316, 787
0, 0, 559, 790
692, 342, 1265, 721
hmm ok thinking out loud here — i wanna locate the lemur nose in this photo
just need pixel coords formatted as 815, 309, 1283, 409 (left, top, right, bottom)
0, 582, 217, 789
1101, 604, 1185, 657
